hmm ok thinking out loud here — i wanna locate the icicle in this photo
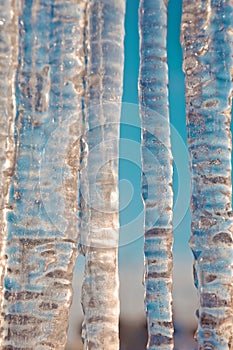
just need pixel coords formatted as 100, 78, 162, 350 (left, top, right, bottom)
139, 0, 174, 349
0, 0, 18, 340
0, 0, 86, 348
181, 0, 233, 348
80, 0, 125, 349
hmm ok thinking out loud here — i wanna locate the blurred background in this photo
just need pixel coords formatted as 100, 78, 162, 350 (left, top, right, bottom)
66, 0, 199, 348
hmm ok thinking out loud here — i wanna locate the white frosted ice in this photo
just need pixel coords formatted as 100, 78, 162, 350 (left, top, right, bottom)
79, 1, 125, 349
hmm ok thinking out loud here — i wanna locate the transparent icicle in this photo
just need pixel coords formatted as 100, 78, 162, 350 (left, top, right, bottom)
181, 1, 233, 348
0, 1, 86, 348
80, 1, 125, 349
0, 0, 18, 337
139, 1, 174, 349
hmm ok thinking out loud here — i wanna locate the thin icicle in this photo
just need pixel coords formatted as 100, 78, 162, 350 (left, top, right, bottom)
181, 0, 233, 348
80, 0, 125, 349
0, 1, 86, 348
139, 1, 174, 349
0, 0, 18, 340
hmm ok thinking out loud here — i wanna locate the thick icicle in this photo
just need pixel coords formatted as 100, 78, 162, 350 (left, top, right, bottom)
139, 1, 174, 349
181, 1, 233, 348
80, 1, 125, 349
0, 0, 86, 348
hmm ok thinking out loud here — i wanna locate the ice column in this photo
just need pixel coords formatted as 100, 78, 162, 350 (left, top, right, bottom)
139, 0, 174, 349
80, 0, 125, 349
181, 0, 233, 348
0, 0, 86, 348
0, 0, 18, 337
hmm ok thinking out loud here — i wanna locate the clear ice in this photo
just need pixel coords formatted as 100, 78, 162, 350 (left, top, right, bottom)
0, 0, 18, 339
1, 0, 233, 349
80, 1, 125, 349
181, 0, 233, 348
139, 0, 174, 349
0, 0, 86, 348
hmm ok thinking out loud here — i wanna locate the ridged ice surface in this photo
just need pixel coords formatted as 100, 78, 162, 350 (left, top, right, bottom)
0, 0, 18, 335
0, 0, 86, 348
181, 0, 233, 348
139, 0, 174, 349
80, 0, 125, 349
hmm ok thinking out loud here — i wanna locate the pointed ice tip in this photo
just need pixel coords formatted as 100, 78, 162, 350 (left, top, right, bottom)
192, 250, 202, 260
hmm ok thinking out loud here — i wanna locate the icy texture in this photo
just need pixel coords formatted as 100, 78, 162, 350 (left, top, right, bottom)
0, 0, 18, 336
139, 0, 174, 349
0, 0, 86, 348
181, 0, 233, 348
80, 0, 125, 349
